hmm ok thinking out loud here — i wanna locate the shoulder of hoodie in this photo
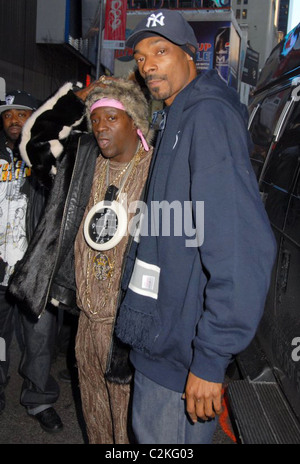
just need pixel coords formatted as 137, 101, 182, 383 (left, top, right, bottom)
185, 70, 249, 128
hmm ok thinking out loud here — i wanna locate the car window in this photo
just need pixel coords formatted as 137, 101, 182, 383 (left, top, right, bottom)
249, 88, 292, 179
260, 147, 299, 230
259, 102, 300, 231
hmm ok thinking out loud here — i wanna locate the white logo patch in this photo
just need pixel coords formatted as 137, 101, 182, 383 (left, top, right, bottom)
146, 12, 165, 28
5, 95, 15, 105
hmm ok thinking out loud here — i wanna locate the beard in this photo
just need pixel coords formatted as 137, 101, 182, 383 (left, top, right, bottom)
145, 75, 171, 101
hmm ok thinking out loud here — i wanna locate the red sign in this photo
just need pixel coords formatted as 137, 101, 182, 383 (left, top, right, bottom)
103, 0, 127, 49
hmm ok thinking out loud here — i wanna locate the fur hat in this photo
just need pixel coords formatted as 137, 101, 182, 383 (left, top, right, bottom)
85, 77, 153, 146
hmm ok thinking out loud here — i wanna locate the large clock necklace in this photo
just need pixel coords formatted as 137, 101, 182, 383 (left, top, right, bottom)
83, 146, 142, 314
84, 159, 132, 252
84, 143, 143, 252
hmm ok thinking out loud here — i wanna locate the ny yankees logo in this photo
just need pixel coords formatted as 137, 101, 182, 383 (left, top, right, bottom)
146, 12, 165, 28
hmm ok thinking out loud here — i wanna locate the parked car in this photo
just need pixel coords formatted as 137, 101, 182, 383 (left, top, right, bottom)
227, 22, 300, 444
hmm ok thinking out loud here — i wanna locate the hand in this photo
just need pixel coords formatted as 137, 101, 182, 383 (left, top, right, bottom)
183, 372, 223, 423
74, 76, 117, 102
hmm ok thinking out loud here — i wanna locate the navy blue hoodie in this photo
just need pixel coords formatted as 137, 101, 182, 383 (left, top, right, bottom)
116, 70, 277, 393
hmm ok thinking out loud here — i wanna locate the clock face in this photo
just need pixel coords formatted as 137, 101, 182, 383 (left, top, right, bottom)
89, 207, 118, 244
84, 200, 127, 251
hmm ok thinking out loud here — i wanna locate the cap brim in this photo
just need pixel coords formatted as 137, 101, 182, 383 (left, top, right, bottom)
0, 104, 34, 114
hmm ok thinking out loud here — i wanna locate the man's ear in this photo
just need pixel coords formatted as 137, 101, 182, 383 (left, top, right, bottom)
183, 43, 196, 62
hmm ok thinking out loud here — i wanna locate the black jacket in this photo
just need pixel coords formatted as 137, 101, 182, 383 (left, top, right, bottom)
9, 132, 98, 316
7, 84, 96, 316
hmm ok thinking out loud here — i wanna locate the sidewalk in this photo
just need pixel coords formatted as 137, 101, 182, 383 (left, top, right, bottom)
0, 333, 236, 445
0, 334, 87, 444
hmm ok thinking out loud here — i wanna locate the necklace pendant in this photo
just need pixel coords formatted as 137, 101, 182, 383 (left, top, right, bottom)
105, 184, 119, 201
92, 252, 114, 281
84, 199, 128, 251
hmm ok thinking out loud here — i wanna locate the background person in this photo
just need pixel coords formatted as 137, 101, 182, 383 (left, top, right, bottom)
0, 90, 62, 433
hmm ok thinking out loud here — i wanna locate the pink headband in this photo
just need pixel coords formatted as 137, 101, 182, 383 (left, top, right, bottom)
90, 98, 125, 112
90, 97, 149, 151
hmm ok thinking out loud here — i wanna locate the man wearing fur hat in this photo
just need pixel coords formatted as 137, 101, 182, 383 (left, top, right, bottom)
8, 77, 153, 443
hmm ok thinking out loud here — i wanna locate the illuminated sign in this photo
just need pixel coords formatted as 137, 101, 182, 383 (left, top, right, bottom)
127, 0, 231, 9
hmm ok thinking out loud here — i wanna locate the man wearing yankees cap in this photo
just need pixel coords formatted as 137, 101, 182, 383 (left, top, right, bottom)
115, 9, 276, 444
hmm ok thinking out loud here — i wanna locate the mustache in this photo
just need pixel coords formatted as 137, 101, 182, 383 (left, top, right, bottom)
97, 132, 109, 138
8, 123, 22, 128
145, 75, 167, 84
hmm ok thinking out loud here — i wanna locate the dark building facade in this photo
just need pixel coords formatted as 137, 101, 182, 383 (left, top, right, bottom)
0, 0, 232, 101
0, 0, 93, 101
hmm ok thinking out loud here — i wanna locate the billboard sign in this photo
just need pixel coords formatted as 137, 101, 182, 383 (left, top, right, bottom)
190, 20, 240, 89
103, 0, 127, 49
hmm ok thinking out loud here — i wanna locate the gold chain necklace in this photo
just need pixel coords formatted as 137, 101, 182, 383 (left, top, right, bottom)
84, 159, 110, 314
84, 147, 143, 315
108, 161, 131, 187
